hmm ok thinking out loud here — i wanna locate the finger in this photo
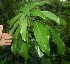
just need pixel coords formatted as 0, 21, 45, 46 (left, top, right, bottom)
5, 43, 11, 45
4, 36, 12, 39
5, 40, 12, 43
2, 33, 10, 38
0, 31, 2, 38
0, 25, 3, 30
2, 33, 10, 36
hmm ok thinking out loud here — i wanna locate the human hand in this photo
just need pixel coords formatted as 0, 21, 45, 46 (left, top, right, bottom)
0, 25, 12, 46
0, 33, 12, 46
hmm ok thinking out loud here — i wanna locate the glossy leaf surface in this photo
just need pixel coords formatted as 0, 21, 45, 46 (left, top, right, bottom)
50, 27, 65, 55
19, 15, 28, 41
8, 13, 22, 27
9, 21, 19, 35
34, 21, 50, 55
14, 26, 20, 38
42, 11, 66, 27
20, 42, 29, 60
11, 39, 17, 55
31, 10, 47, 21
35, 42, 44, 57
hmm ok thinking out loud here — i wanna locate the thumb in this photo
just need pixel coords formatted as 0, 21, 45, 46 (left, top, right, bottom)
0, 25, 3, 31
0, 25, 3, 38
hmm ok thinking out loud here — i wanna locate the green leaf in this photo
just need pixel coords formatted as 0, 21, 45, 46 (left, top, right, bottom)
50, 27, 65, 55
34, 21, 50, 55
20, 5, 30, 16
20, 42, 29, 60
8, 13, 22, 27
14, 26, 20, 38
29, 0, 50, 9
31, 10, 47, 21
35, 42, 44, 57
11, 39, 17, 55
42, 11, 66, 27
20, 0, 50, 14
41, 58, 52, 64
9, 21, 19, 35
34, 0, 50, 5
17, 37, 23, 55
19, 15, 28, 41
60, 19, 66, 28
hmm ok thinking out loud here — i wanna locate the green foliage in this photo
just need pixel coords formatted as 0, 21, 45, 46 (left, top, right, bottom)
34, 21, 50, 55
11, 39, 17, 55
0, 0, 70, 64
7, 0, 66, 61
14, 26, 20, 38
41, 58, 53, 64
0, 56, 7, 64
19, 16, 28, 41
42, 11, 66, 27
8, 13, 22, 27
9, 21, 19, 35
19, 42, 29, 61
31, 9, 47, 21
35, 42, 44, 57
50, 27, 65, 55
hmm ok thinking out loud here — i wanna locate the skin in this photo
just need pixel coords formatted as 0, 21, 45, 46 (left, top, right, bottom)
0, 25, 12, 46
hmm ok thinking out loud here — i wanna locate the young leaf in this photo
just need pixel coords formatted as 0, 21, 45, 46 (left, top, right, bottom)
31, 10, 47, 21
20, 42, 29, 60
11, 39, 17, 55
34, 21, 50, 55
30, 0, 50, 9
19, 15, 28, 41
42, 11, 66, 27
8, 13, 22, 27
9, 21, 19, 35
50, 27, 65, 55
20, 0, 50, 14
34, 0, 50, 5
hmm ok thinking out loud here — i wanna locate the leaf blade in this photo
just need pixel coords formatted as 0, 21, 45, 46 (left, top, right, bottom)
19, 16, 28, 41
9, 21, 19, 35
31, 10, 47, 21
30, 0, 50, 9
34, 21, 50, 55
50, 27, 65, 55
11, 39, 17, 55
42, 11, 66, 27
20, 42, 29, 60
8, 13, 22, 27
